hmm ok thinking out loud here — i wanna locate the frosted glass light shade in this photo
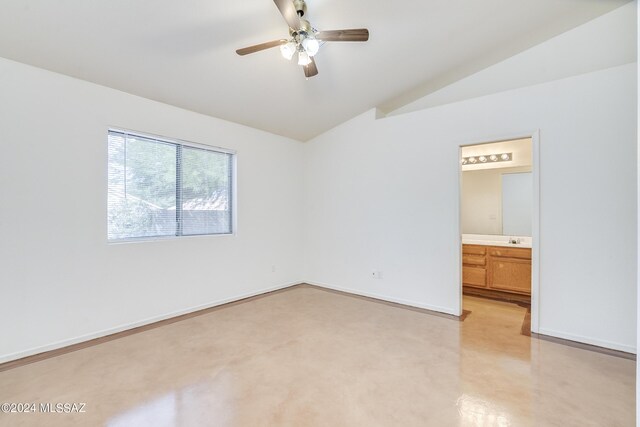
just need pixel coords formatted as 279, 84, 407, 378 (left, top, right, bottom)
280, 42, 297, 60
298, 50, 311, 66
302, 37, 320, 56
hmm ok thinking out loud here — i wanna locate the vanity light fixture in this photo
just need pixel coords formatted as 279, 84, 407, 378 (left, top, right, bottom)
461, 152, 512, 165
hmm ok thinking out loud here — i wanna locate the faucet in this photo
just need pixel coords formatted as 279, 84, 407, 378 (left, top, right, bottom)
509, 237, 521, 244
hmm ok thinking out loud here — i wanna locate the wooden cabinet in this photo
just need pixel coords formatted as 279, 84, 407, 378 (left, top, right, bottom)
489, 258, 531, 294
488, 247, 531, 260
463, 245, 486, 256
463, 244, 531, 296
463, 266, 486, 287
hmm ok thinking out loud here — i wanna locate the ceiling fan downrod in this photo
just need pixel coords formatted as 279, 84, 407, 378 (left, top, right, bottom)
293, 0, 307, 17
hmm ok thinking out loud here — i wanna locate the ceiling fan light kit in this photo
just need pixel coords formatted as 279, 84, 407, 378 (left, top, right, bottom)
236, 0, 369, 78
280, 41, 297, 60
297, 50, 311, 66
301, 37, 320, 57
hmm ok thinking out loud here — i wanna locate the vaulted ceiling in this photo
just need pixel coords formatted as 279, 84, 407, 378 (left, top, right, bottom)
0, 0, 631, 141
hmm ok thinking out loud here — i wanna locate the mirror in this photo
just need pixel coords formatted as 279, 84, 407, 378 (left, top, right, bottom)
502, 172, 532, 235
460, 138, 532, 236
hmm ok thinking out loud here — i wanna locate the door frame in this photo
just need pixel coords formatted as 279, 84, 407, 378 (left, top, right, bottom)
456, 130, 540, 333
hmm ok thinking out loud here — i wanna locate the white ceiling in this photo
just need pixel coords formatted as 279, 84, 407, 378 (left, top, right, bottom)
0, 0, 631, 141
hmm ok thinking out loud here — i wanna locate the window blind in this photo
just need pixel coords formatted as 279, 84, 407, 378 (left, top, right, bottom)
107, 130, 234, 241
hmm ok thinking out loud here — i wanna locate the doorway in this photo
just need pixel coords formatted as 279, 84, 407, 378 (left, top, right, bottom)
457, 134, 540, 335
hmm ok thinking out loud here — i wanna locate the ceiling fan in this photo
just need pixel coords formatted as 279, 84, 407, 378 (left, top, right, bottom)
236, 0, 369, 78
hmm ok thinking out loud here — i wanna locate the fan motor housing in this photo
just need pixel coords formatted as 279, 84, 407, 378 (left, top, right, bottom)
290, 19, 312, 37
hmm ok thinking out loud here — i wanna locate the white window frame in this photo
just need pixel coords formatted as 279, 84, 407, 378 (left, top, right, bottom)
107, 128, 237, 243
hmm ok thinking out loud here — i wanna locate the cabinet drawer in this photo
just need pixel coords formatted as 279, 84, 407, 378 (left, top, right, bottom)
463, 266, 486, 287
463, 245, 486, 255
489, 247, 531, 260
463, 254, 486, 266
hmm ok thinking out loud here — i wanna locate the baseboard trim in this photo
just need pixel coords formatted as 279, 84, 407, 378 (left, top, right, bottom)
0, 282, 301, 372
302, 281, 462, 320
534, 329, 636, 359
463, 286, 531, 306
306, 282, 637, 357
3, 282, 633, 371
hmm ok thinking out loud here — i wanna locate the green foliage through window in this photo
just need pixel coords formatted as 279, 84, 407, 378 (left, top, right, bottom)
108, 131, 234, 240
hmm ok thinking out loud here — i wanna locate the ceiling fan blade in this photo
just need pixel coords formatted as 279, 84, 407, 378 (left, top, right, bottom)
236, 39, 288, 56
273, 0, 301, 31
316, 29, 369, 42
303, 57, 318, 78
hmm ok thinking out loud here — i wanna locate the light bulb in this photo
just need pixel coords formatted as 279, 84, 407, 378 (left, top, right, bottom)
461, 158, 468, 165
479, 156, 487, 163
468, 157, 477, 164
501, 153, 510, 161
302, 37, 320, 57
489, 155, 498, 161
280, 41, 297, 60
298, 50, 311, 66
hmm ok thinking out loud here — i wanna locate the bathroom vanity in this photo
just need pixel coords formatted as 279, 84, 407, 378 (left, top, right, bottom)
462, 235, 531, 302
459, 143, 533, 303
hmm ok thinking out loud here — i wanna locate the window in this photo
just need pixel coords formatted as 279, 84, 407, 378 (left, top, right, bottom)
107, 130, 234, 241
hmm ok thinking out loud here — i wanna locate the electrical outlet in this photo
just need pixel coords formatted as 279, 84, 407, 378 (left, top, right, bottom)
371, 270, 382, 279
271, 265, 276, 273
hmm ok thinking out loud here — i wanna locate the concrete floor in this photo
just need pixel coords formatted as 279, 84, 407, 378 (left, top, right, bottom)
0, 286, 635, 426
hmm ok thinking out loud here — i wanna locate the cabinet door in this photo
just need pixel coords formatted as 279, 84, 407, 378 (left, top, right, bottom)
463, 266, 486, 288
489, 258, 531, 294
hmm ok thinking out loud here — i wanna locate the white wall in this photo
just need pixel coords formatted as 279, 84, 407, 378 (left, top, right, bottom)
0, 57, 304, 363
0, 3, 636, 364
303, 63, 637, 352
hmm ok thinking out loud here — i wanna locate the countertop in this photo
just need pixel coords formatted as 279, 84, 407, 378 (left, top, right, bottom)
461, 234, 532, 249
